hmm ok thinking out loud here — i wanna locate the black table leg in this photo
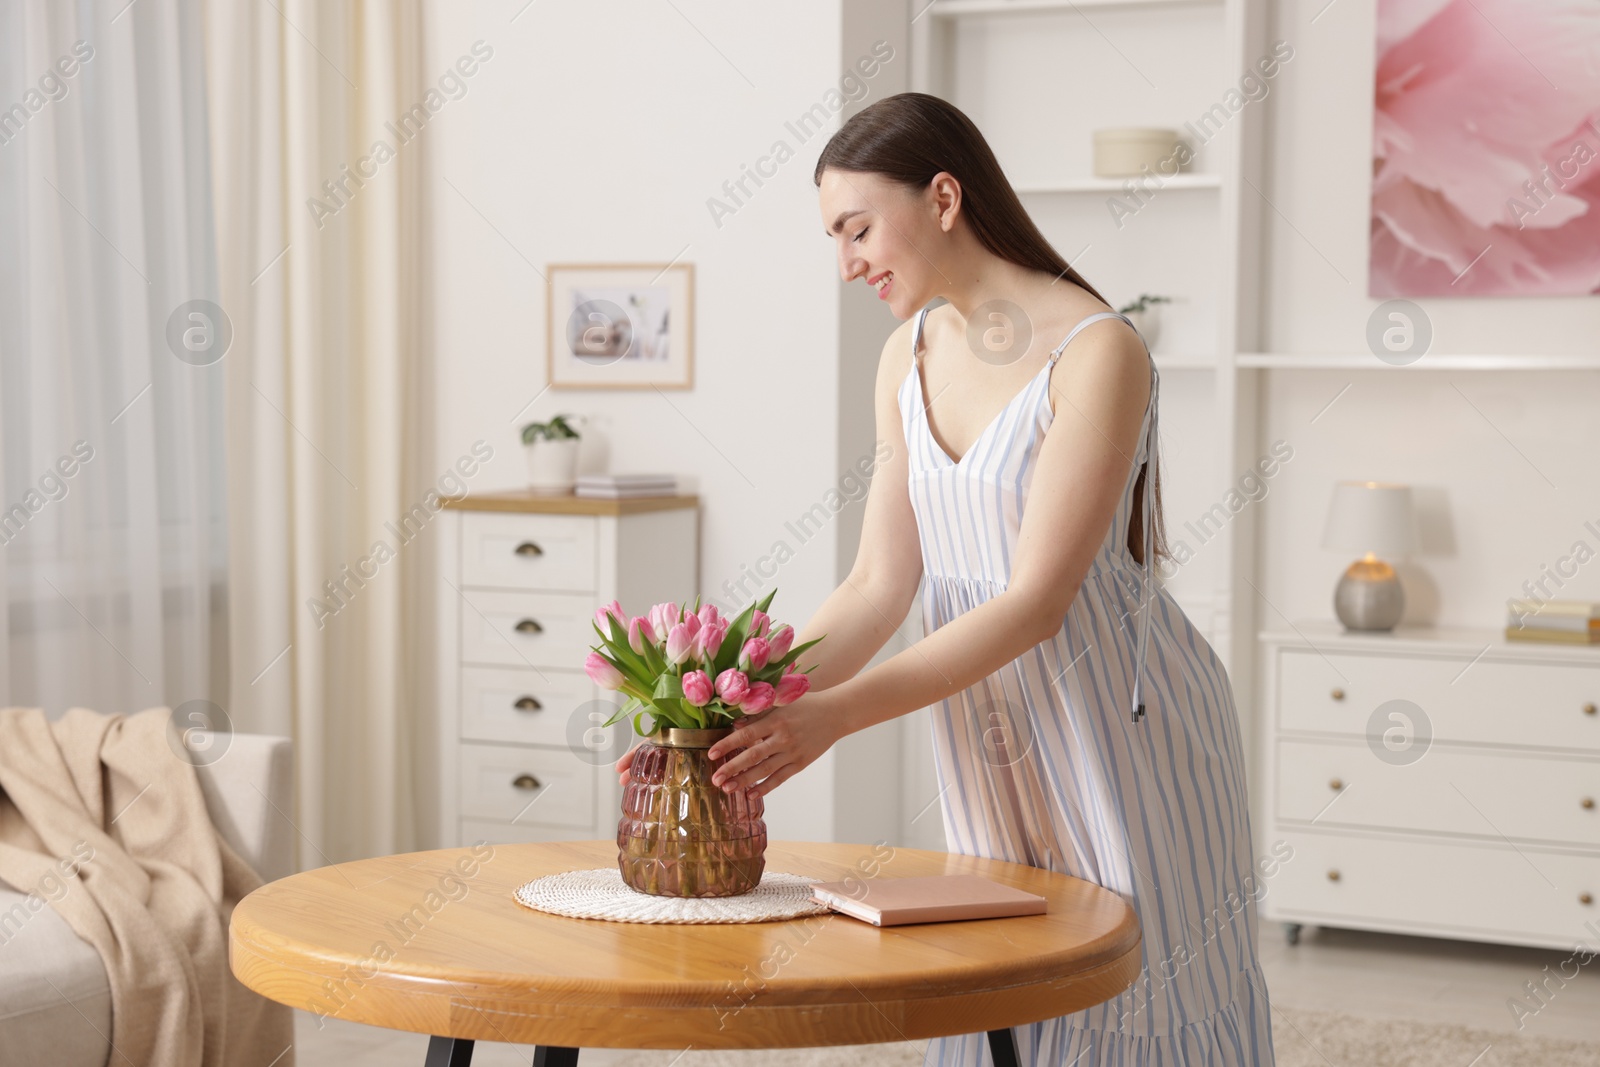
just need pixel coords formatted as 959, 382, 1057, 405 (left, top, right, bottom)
987, 1027, 1020, 1067
532, 1048, 580, 1066
425, 1036, 474, 1066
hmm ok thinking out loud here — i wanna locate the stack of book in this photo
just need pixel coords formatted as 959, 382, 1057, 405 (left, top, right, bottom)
1505, 598, 1600, 645
574, 473, 678, 499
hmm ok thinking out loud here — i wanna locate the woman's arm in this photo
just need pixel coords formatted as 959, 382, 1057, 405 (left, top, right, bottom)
785, 574, 912, 692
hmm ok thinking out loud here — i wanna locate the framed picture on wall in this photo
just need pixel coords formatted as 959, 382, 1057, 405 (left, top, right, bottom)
546, 262, 694, 389
1369, 0, 1600, 296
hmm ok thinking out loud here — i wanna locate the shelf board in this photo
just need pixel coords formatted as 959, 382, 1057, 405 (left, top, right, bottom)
1237, 352, 1600, 371
1150, 353, 1217, 370
927, 0, 1221, 15
1015, 173, 1221, 195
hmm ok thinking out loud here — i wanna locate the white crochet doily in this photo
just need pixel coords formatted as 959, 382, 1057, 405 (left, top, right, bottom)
513, 867, 834, 924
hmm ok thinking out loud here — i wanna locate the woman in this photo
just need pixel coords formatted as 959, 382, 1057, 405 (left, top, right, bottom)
616, 92, 1276, 1066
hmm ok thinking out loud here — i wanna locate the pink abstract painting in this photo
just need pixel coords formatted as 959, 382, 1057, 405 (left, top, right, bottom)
1370, 0, 1600, 297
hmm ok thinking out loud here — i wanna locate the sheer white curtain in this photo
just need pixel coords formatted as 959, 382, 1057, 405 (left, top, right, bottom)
0, 3, 227, 718
204, 0, 435, 866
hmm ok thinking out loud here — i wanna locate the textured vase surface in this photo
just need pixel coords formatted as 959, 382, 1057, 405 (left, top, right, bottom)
617, 725, 767, 897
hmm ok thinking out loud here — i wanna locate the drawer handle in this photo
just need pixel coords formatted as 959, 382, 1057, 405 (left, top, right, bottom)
1326, 869, 1341, 883
514, 618, 543, 634
514, 541, 544, 557
1330, 688, 1346, 701
513, 773, 543, 791
1582, 892, 1594, 906
1583, 797, 1595, 810
1586, 702, 1597, 717
514, 696, 543, 712
1329, 778, 1344, 791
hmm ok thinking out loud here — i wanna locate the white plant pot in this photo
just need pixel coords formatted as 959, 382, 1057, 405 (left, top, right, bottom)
1123, 307, 1161, 351
525, 437, 580, 494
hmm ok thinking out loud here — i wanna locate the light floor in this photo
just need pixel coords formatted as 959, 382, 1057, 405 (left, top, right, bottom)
289, 921, 1600, 1065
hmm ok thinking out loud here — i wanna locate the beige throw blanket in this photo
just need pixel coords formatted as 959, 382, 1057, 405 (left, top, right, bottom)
0, 706, 293, 1067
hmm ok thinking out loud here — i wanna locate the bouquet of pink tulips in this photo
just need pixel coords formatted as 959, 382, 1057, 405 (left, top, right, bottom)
585, 588, 824, 733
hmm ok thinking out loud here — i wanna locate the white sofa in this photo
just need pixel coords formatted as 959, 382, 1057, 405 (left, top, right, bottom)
0, 731, 294, 1066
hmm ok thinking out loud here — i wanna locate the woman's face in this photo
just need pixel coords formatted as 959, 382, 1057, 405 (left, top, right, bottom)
819, 168, 937, 318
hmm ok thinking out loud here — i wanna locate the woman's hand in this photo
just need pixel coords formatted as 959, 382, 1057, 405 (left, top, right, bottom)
614, 742, 644, 788
705, 687, 845, 799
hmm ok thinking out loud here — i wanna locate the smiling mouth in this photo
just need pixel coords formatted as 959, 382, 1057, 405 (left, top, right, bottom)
873, 272, 892, 293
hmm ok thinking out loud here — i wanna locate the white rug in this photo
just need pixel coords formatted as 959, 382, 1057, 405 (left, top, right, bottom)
598, 1008, 1600, 1065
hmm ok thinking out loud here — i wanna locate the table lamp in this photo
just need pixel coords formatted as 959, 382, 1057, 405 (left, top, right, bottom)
1320, 480, 1420, 632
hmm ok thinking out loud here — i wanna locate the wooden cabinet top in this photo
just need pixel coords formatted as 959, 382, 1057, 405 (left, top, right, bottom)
443, 490, 699, 517
1260, 618, 1600, 664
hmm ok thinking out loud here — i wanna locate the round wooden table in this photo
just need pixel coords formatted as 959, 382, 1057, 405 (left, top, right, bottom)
229, 840, 1140, 1066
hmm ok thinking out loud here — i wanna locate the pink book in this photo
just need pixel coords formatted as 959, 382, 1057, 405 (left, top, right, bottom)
808, 874, 1048, 926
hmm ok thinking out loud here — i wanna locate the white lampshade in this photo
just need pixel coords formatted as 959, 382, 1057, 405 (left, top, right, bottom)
1320, 481, 1420, 557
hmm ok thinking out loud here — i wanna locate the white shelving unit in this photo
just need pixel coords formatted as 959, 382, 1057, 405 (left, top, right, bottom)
909, 0, 1600, 946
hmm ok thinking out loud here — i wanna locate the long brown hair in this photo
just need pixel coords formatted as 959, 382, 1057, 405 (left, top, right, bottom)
813, 91, 1168, 573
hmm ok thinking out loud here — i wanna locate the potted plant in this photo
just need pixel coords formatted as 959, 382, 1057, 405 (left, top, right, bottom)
585, 588, 824, 897
1118, 293, 1172, 351
520, 413, 581, 494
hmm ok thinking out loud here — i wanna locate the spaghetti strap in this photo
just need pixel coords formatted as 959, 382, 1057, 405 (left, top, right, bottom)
1040, 308, 1160, 721
912, 306, 930, 361
1048, 310, 1134, 365
1054, 309, 1157, 720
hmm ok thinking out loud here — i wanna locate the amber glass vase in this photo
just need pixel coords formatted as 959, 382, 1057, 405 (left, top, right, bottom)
617, 725, 767, 897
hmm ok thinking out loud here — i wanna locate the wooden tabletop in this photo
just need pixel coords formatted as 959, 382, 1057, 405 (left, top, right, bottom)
229, 840, 1141, 1050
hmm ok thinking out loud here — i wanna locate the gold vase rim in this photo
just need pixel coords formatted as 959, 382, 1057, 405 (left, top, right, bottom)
648, 725, 734, 748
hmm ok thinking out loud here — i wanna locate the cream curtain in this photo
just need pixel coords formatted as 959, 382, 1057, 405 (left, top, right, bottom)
0, 1, 227, 719
203, 1, 434, 866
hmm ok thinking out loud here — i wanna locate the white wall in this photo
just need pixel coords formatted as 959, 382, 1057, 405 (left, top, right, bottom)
1256, 0, 1600, 625
423, 1, 917, 843
418, 0, 1600, 855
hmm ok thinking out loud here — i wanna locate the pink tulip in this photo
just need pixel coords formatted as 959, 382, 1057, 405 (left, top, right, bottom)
750, 609, 770, 637
766, 623, 794, 659
773, 668, 810, 706
715, 668, 750, 705
699, 618, 728, 658
627, 615, 656, 655
595, 599, 626, 632
689, 616, 722, 660
740, 681, 776, 715
649, 602, 682, 642
738, 637, 771, 673
681, 669, 713, 706
585, 650, 624, 690
665, 622, 694, 665
697, 604, 721, 628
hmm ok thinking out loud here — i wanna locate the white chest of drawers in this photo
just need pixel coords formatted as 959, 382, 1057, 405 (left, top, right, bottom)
1259, 622, 1600, 951
437, 491, 699, 848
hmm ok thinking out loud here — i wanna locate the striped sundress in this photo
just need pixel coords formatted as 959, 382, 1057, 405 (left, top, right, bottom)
902, 305, 1276, 1066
